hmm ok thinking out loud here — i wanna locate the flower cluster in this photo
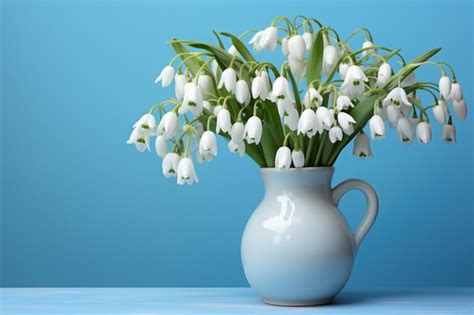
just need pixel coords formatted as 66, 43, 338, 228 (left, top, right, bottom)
128, 16, 467, 184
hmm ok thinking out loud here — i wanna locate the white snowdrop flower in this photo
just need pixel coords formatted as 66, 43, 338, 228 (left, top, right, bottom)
397, 117, 413, 143
329, 126, 343, 143
323, 45, 338, 75
198, 74, 214, 99
199, 131, 217, 162
216, 108, 232, 134
155, 65, 174, 87
248, 31, 264, 52
275, 146, 292, 169
281, 36, 289, 56
298, 108, 319, 137
251, 75, 269, 100
316, 106, 335, 130
288, 54, 305, 82
369, 115, 386, 140
386, 104, 401, 127
228, 140, 245, 156
179, 83, 203, 116
362, 40, 375, 58
375, 106, 387, 120
336, 95, 354, 111
339, 62, 350, 80
271, 76, 294, 101
288, 35, 306, 61
174, 73, 188, 100
416, 121, 432, 144
292, 149, 304, 168
162, 153, 181, 177
261, 26, 278, 51
218, 68, 237, 93
432, 102, 447, 125
337, 112, 356, 135
353, 132, 372, 158
133, 113, 156, 136
202, 100, 212, 112
211, 60, 219, 78
177, 157, 198, 185
341, 65, 368, 99
453, 99, 467, 121
384, 87, 412, 107
259, 70, 271, 91
401, 71, 416, 88
231, 121, 245, 144
303, 32, 313, 50
235, 80, 251, 105
155, 135, 168, 158
157, 111, 179, 139
376, 63, 392, 87
213, 105, 223, 116
439, 76, 451, 100
304, 88, 323, 108
244, 116, 263, 144
276, 98, 294, 118
283, 107, 299, 131
442, 123, 456, 143
227, 45, 239, 57
127, 127, 150, 152
449, 82, 463, 102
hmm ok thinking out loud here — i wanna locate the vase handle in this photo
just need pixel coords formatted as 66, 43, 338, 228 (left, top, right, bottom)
332, 179, 378, 253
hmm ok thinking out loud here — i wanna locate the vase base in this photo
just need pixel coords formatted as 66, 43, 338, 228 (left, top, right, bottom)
263, 298, 333, 307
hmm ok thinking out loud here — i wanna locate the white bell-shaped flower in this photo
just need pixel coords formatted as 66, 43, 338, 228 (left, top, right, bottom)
157, 111, 179, 139
162, 153, 181, 177
199, 131, 217, 162
261, 26, 278, 51
386, 104, 401, 127
341, 65, 368, 99
362, 40, 375, 57
228, 140, 245, 156
339, 62, 350, 80
303, 32, 313, 50
316, 106, 335, 130
304, 88, 323, 108
251, 76, 268, 100
329, 126, 343, 143
397, 117, 413, 143
416, 121, 432, 144
244, 116, 263, 144
235, 80, 251, 105
369, 115, 386, 140
174, 73, 188, 100
283, 107, 299, 131
376, 63, 392, 87
202, 100, 212, 112
281, 36, 289, 56
288, 35, 306, 61
288, 54, 305, 82
432, 102, 447, 125
177, 157, 198, 185
179, 84, 203, 116
336, 95, 354, 111
275, 146, 292, 169
323, 45, 338, 74
127, 127, 150, 152
442, 123, 456, 143
248, 31, 264, 52
453, 99, 467, 121
298, 108, 319, 137
216, 108, 232, 134
449, 83, 463, 102
155, 65, 174, 88
276, 98, 294, 117
292, 149, 304, 168
337, 112, 356, 135
383, 87, 412, 107
439, 76, 451, 100
198, 74, 214, 99
353, 132, 372, 158
213, 105, 223, 116
231, 122, 245, 144
271, 76, 294, 101
133, 113, 156, 136
218, 68, 237, 93
155, 135, 168, 158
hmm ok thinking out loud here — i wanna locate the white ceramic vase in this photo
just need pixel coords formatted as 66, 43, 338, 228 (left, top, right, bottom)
241, 167, 378, 306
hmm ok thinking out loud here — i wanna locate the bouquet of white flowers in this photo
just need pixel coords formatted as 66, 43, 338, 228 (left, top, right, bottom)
128, 15, 467, 185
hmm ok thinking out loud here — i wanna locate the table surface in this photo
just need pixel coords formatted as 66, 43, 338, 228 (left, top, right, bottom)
0, 287, 473, 315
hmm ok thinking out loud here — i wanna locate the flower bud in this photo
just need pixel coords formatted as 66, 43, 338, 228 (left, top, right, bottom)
275, 146, 292, 169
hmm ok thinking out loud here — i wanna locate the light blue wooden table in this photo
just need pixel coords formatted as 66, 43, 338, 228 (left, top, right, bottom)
1, 287, 473, 314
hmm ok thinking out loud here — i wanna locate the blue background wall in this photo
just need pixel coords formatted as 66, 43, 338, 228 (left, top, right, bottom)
1, 0, 473, 287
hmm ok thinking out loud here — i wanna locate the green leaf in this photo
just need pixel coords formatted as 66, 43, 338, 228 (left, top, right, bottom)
220, 32, 256, 63
285, 68, 303, 113
306, 29, 324, 87
260, 123, 278, 167
170, 40, 205, 75
212, 30, 225, 49
263, 100, 284, 144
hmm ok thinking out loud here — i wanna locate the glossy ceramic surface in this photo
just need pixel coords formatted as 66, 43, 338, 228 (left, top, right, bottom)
241, 168, 378, 306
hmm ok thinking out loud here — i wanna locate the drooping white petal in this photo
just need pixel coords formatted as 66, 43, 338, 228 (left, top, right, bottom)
174, 73, 188, 100
416, 122, 432, 144
298, 108, 319, 138
177, 157, 198, 185
369, 115, 386, 140
441, 124, 456, 143
162, 153, 181, 177
288, 35, 306, 61
337, 112, 356, 135
397, 117, 413, 143
329, 126, 343, 143
275, 146, 292, 169
353, 132, 372, 158
432, 103, 447, 125
198, 75, 214, 99
376, 63, 392, 87
155, 135, 168, 158
157, 111, 179, 139
452, 99, 467, 121
155, 65, 175, 87
336, 95, 354, 111
449, 83, 463, 102
228, 140, 245, 156
316, 107, 335, 130
386, 104, 401, 127
218, 68, 237, 93
292, 149, 305, 168
230, 122, 245, 144
244, 116, 263, 144
216, 108, 232, 134
439, 76, 451, 100
199, 131, 217, 161
235, 80, 251, 105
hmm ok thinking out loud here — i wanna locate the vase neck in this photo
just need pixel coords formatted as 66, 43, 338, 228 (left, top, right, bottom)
260, 168, 334, 196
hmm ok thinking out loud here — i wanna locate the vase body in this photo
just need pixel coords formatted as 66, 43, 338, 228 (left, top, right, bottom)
241, 167, 378, 306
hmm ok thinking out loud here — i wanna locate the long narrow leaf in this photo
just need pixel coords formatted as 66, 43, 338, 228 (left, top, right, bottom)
306, 29, 324, 87
220, 32, 256, 63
